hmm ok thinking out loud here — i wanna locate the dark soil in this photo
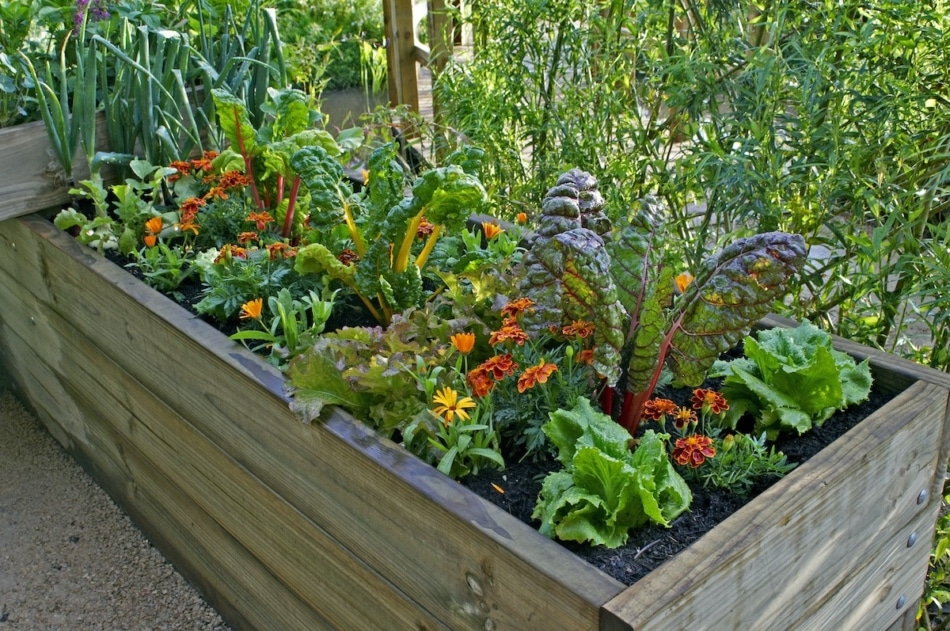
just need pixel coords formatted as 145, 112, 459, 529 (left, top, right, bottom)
462, 384, 897, 586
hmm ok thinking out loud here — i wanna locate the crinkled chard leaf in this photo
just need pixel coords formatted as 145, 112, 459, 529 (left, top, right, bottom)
667, 232, 808, 386
608, 197, 675, 393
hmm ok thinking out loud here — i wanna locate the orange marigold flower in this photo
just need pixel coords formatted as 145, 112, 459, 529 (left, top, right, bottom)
337, 249, 359, 266
500, 297, 535, 318
416, 217, 435, 238
450, 332, 476, 355
266, 242, 292, 260
641, 398, 679, 422
247, 211, 274, 231
489, 322, 530, 346
168, 160, 191, 182
215, 244, 247, 263
672, 406, 698, 430
466, 369, 495, 397
190, 156, 214, 172
481, 221, 504, 240
220, 171, 252, 189
178, 219, 200, 236
180, 196, 206, 217
691, 388, 729, 415
516, 212, 528, 225
675, 272, 694, 294
517, 358, 559, 393
237, 231, 258, 245
239, 298, 264, 320
477, 354, 518, 380
431, 387, 477, 426
204, 186, 228, 201
562, 319, 595, 339
202, 150, 219, 161
144, 234, 157, 248
578, 349, 595, 365
672, 435, 716, 468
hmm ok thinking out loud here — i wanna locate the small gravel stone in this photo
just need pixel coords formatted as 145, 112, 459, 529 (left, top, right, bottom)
0, 390, 231, 630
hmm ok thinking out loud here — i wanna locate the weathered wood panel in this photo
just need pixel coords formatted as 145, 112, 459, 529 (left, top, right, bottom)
601, 381, 950, 631
0, 117, 112, 220
0, 214, 623, 630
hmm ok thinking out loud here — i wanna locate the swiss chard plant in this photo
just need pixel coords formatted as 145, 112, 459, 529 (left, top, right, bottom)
293, 144, 489, 325
518, 169, 808, 435
211, 86, 344, 241
710, 320, 873, 439
532, 397, 691, 548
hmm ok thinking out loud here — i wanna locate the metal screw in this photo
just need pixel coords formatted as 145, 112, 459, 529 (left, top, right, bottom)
918, 490, 929, 505
29, 317, 35, 325
897, 595, 907, 609
908, 532, 918, 548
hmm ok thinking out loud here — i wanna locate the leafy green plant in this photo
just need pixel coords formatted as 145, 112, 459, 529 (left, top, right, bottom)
230, 287, 337, 367
532, 397, 691, 548
689, 432, 796, 497
711, 321, 873, 439
517, 169, 807, 434
293, 143, 489, 325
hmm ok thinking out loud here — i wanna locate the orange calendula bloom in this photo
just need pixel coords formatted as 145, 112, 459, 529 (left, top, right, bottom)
672, 435, 716, 468
674, 272, 694, 294
144, 216, 163, 235
431, 387, 477, 426
239, 298, 264, 320
450, 332, 476, 355
691, 388, 729, 415
481, 221, 504, 240
515, 212, 528, 225
477, 354, 518, 380
672, 406, 698, 430
517, 359, 558, 393
562, 319, 595, 339
500, 297, 535, 318
466, 369, 495, 397
641, 398, 679, 422
247, 211, 275, 231
489, 322, 530, 346
144, 234, 157, 248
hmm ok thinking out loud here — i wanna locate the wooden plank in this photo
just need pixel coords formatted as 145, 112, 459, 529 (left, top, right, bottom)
4, 214, 623, 630
602, 382, 949, 631
0, 315, 329, 630
0, 116, 113, 220
0, 259, 444, 630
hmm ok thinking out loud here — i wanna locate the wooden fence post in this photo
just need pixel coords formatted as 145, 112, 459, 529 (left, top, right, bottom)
383, 0, 420, 114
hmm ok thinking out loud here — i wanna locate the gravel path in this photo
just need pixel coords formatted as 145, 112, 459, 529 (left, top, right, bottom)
0, 390, 230, 631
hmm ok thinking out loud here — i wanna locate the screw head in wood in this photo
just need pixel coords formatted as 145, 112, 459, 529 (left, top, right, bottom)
908, 532, 918, 547
918, 490, 929, 505
897, 595, 906, 609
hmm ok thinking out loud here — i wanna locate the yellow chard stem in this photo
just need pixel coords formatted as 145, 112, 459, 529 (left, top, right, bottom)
394, 212, 425, 273
415, 224, 443, 271
341, 194, 366, 257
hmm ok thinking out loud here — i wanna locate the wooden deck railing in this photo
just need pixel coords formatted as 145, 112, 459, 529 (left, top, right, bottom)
382, 0, 456, 129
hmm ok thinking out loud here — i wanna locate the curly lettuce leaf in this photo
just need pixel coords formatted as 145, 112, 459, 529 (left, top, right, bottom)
533, 398, 690, 548
712, 321, 873, 438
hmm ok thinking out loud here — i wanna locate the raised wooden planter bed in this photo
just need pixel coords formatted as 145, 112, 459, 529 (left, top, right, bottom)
1, 117, 949, 627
